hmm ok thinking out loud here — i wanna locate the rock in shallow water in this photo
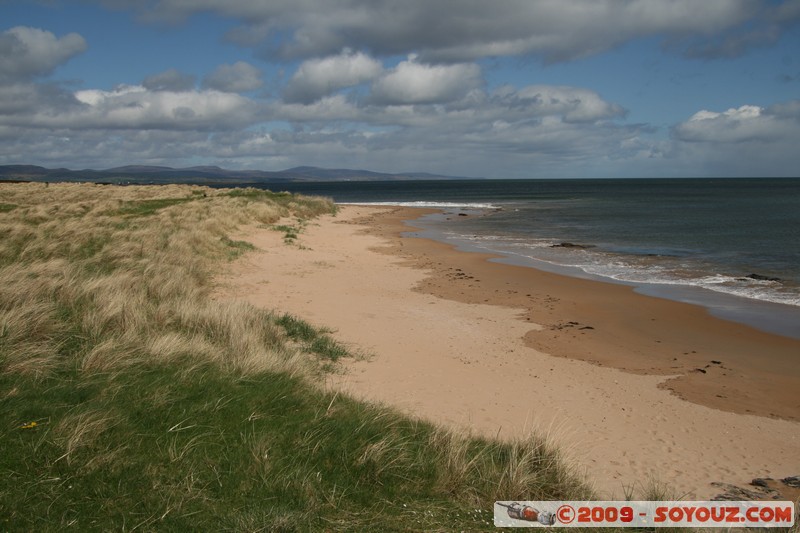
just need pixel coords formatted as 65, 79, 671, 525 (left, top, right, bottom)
743, 273, 782, 282
550, 242, 594, 249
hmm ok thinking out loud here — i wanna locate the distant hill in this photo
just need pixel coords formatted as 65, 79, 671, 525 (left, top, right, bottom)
0, 164, 467, 185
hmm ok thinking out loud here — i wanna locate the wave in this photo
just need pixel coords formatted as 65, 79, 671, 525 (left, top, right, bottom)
444, 232, 800, 308
341, 201, 502, 209
579, 264, 800, 307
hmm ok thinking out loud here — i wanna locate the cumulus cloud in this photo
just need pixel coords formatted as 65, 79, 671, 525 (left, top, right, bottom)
202, 61, 263, 93
74, 85, 260, 129
108, 0, 766, 62
1, 68, 641, 176
668, 100, 800, 176
143, 68, 197, 91
0, 84, 260, 131
284, 50, 383, 103
370, 57, 482, 105
254, 82, 637, 176
3, 19, 796, 178
0, 26, 87, 83
274, 94, 361, 122
490, 85, 626, 123
0, 82, 78, 117
0, 127, 221, 169
672, 104, 797, 143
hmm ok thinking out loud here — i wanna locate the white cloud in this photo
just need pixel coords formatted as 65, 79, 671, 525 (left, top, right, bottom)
673, 104, 791, 143
492, 85, 626, 123
371, 57, 482, 105
0, 26, 87, 83
667, 100, 800, 176
0, 127, 219, 169
3, 13, 797, 179
6, 84, 261, 131
0, 72, 642, 176
202, 61, 263, 93
284, 50, 383, 103
143, 68, 197, 92
274, 94, 361, 122
248, 82, 636, 176
0, 82, 75, 116
10, 89, 794, 178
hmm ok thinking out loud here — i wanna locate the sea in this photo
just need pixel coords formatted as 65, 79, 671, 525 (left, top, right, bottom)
251, 178, 800, 339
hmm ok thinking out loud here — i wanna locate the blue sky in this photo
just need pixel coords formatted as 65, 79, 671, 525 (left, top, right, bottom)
1, 0, 799, 178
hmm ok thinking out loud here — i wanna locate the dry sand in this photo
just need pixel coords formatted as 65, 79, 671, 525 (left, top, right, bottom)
216, 205, 800, 499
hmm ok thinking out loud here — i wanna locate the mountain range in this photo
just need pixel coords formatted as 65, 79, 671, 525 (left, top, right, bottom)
0, 164, 465, 185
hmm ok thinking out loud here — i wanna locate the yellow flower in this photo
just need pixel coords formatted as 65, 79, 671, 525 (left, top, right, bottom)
20, 421, 38, 429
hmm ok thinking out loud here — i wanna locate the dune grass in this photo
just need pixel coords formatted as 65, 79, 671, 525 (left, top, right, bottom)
0, 182, 595, 531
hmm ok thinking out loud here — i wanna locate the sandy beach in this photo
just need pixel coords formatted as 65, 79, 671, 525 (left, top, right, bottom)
216, 205, 800, 499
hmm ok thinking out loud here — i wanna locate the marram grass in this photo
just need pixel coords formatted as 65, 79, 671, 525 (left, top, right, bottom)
0, 182, 598, 532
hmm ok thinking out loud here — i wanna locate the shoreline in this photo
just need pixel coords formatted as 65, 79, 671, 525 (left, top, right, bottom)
402, 207, 800, 341
368, 207, 800, 423
217, 205, 800, 498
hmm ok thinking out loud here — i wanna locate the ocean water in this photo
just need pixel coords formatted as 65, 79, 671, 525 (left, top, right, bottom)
254, 178, 800, 339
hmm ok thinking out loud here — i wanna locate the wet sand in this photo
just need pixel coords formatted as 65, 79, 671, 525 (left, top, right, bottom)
216, 205, 800, 498
370, 208, 800, 423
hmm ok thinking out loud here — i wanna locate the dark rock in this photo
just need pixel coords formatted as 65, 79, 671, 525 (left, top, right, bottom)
744, 273, 781, 282
711, 482, 770, 501
782, 475, 800, 488
457, 212, 468, 217
711, 360, 722, 364
693, 368, 707, 374
551, 242, 593, 249
710, 482, 780, 501
712, 476, 800, 501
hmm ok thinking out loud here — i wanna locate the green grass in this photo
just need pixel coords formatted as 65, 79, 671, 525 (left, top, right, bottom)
1, 365, 407, 529
220, 236, 256, 260
271, 224, 299, 243
269, 219, 311, 245
275, 313, 350, 361
223, 188, 292, 201
223, 188, 338, 216
0, 182, 598, 531
1, 359, 589, 531
0, 203, 16, 213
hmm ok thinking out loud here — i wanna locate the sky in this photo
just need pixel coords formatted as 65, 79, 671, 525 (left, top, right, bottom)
1, 0, 799, 178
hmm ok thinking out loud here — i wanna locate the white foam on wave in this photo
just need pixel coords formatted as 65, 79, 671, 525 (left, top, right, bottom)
440, 231, 800, 307
341, 201, 501, 209
553, 255, 800, 307
448, 232, 555, 248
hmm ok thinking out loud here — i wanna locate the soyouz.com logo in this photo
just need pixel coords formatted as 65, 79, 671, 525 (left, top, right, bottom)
494, 501, 796, 528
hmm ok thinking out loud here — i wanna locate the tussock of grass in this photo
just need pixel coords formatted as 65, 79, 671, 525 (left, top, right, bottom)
273, 223, 300, 242
0, 182, 600, 531
220, 235, 256, 259
275, 313, 350, 362
270, 219, 310, 244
